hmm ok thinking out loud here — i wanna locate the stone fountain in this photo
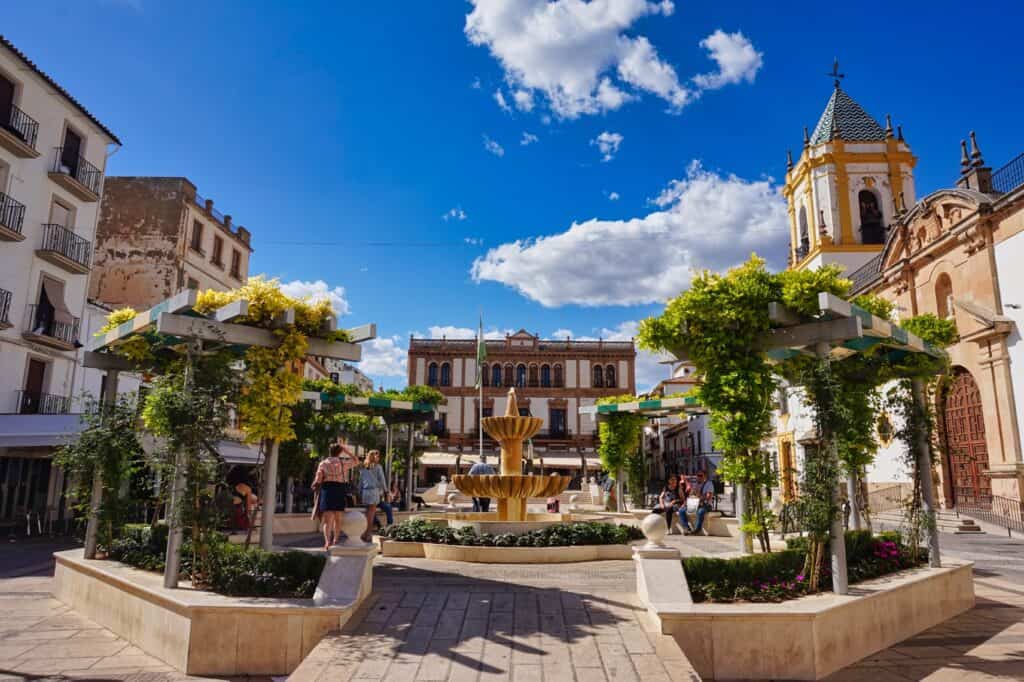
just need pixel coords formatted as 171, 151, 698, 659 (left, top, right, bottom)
451, 388, 573, 532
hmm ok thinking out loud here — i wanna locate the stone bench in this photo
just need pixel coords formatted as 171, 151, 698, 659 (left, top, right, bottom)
634, 509, 737, 537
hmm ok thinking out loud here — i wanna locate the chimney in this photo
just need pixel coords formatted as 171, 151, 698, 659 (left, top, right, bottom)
204, 199, 213, 213
223, 214, 232, 228
236, 227, 251, 245
956, 131, 994, 193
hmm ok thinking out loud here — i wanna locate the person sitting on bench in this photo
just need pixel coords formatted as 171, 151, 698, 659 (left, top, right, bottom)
679, 470, 714, 535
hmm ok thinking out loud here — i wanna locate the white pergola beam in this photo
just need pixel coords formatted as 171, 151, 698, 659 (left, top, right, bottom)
345, 323, 376, 343
758, 317, 863, 352
214, 299, 249, 322
81, 351, 139, 372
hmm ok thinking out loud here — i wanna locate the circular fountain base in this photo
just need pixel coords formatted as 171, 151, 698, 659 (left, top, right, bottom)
444, 511, 572, 536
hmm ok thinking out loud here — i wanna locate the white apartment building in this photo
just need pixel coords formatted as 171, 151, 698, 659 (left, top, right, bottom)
0, 36, 120, 530
321, 359, 374, 393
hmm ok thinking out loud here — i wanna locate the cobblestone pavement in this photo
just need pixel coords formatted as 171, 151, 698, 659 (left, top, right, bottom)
290, 556, 699, 682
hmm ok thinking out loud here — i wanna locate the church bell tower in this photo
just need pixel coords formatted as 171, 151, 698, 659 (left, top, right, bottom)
784, 62, 917, 274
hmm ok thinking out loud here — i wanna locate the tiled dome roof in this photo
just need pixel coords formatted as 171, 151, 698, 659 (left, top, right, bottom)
810, 87, 886, 145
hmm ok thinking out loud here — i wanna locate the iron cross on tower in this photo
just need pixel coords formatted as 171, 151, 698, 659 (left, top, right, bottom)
827, 58, 845, 88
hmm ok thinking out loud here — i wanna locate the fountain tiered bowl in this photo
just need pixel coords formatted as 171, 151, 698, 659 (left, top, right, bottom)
449, 388, 573, 534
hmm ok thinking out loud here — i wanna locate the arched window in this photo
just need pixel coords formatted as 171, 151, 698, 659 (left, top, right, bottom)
528, 365, 539, 387
858, 190, 884, 244
605, 364, 616, 388
936, 274, 954, 320
481, 363, 489, 387
516, 364, 527, 388
540, 364, 551, 387
492, 364, 503, 387
797, 206, 810, 256
504, 364, 514, 387
592, 364, 604, 388
427, 362, 439, 386
553, 364, 563, 388
440, 362, 451, 387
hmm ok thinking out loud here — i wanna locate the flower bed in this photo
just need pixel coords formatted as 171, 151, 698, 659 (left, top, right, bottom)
684, 530, 926, 603
382, 518, 642, 547
106, 523, 324, 598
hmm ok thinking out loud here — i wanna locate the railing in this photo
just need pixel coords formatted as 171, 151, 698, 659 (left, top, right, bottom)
956, 491, 1024, 536
39, 224, 91, 268
0, 191, 26, 235
0, 288, 11, 325
16, 391, 71, 415
2, 103, 39, 149
194, 192, 226, 224
992, 152, 1024, 194
866, 484, 905, 514
51, 147, 103, 195
24, 304, 81, 345
849, 253, 882, 292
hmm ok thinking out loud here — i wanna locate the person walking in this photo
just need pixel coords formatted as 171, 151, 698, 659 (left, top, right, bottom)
312, 442, 352, 550
359, 450, 388, 543
467, 453, 496, 512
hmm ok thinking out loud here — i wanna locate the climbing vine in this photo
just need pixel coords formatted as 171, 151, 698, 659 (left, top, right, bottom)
596, 395, 648, 511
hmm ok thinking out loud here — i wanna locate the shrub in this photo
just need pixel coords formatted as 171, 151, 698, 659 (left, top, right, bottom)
104, 523, 324, 599
380, 520, 642, 548
696, 530, 927, 603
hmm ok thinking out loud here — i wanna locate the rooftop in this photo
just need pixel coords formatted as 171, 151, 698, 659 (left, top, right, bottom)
0, 35, 121, 145
810, 86, 887, 146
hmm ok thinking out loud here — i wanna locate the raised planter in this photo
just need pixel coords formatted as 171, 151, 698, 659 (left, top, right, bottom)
636, 552, 975, 680
53, 550, 358, 676
380, 540, 632, 563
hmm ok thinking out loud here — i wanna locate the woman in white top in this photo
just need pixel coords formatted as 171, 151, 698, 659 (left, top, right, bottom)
358, 450, 388, 543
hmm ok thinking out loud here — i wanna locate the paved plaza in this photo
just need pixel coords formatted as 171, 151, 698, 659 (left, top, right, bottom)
0, 530, 1022, 681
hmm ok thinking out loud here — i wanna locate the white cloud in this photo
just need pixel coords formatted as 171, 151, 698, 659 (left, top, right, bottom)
607, 191, 620, 201
692, 30, 763, 90
465, 1, 761, 119
427, 325, 512, 340
470, 161, 788, 307
471, 76, 482, 89
464, 237, 484, 246
443, 207, 468, 221
513, 89, 535, 112
483, 134, 505, 157
494, 88, 512, 112
358, 335, 407, 378
520, 131, 539, 146
591, 131, 623, 162
280, 279, 350, 316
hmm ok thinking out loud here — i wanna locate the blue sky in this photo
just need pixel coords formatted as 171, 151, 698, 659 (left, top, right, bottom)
6, 1, 1024, 389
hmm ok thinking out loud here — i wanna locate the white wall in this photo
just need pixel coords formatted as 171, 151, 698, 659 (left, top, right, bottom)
995, 230, 1024, 443
0, 44, 116, 413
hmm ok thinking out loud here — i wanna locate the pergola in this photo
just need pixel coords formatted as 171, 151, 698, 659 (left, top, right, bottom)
83, 289, 377, 588
579, 292, 945, 595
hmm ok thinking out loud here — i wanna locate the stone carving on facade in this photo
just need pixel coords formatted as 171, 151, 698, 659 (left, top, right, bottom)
958, 223, 988, 255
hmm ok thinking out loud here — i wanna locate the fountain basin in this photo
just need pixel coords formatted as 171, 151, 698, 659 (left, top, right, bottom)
451, 473, 572, 500
445, 511, 571, 536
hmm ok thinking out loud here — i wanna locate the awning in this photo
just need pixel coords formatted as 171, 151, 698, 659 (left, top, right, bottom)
0, 414, 84, 448
216, 440, 263, 465
42, 277, 73, 324
578, 394, 702, 417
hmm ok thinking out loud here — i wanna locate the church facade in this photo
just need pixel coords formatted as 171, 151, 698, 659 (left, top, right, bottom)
772, 77, 1024, 512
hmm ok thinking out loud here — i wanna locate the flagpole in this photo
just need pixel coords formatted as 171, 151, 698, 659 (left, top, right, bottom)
478, 313, 484, 461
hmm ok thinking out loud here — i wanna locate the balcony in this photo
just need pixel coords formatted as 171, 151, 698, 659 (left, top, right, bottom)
48, 147, 103, 201
0, 288, 11, 330
0, 192, 26, 241
36, 224, 91, 274
15, 391, 71, 415
22, 304, 80, 351
0, 104, 40, 158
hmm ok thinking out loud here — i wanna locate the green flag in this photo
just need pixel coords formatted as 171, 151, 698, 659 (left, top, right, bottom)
475, 315, 487, 389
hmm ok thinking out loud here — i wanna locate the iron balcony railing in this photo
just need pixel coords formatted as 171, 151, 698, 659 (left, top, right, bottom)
51, 147, 103, 195
992, 152, 1024, 194
40, 223, 91, 268
16, 390, 71, 415
0, 288, 11, 325
956, 491, 1024, 536
24, 304, 81, 345
0, 191, 26, 235
3, 103, 39, 149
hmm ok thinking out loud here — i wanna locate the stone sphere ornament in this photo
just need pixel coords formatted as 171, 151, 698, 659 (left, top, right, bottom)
340, 509, 367, 546
640, 512, 668, 548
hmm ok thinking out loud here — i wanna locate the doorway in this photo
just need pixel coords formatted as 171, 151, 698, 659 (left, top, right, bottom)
944, 370, 993, 506
21, 358, 47, 414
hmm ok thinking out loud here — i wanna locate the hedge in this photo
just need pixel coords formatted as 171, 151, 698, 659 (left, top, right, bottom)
382, 519, 642, 547
684, 530, 926, 603
105, 523, 324, 598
